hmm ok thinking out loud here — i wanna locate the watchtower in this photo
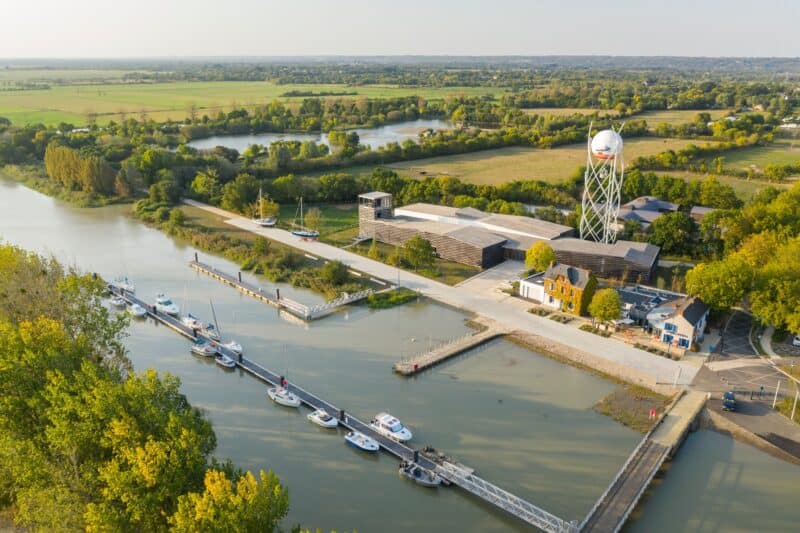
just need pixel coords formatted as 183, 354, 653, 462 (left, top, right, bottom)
358, 191, 393, 223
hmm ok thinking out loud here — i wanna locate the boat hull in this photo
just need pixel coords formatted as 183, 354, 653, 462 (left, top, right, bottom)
344, 432, 379, 452
307, 410, 338, 428
267, 388, 301, 408
215, 354, 236, 368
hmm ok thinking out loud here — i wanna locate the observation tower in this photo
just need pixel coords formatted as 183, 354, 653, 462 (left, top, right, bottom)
579, 125, 624, 243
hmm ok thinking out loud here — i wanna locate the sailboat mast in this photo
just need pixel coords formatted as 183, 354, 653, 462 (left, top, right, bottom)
259, 187, 264, 219
209, 299, 222, 337
299, 197, 304, 228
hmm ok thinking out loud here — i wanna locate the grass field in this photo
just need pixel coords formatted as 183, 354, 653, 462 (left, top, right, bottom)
720, 138, 800, 173
652, 171, 789, 200
631, 109, 730, 126
521, 107, 617, 117
388, 137, 709, 185
0, 80, 509, 126
276, 202, 358, 236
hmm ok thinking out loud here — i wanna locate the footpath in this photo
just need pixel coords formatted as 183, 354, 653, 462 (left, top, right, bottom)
184, 200, 700, 389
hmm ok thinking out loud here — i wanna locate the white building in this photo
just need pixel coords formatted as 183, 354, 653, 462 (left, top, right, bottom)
646, 296, 710, 350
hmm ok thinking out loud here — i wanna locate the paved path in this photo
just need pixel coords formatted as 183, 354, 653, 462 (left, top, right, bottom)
185, 200, 699, 387
761, 326, 778, 357
719, 310, 758, 359
651, 391, 708, 448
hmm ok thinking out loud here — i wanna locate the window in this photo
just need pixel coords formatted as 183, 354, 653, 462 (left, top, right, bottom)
568, 302, 574, 310
664, 323, 677, 333
663, 334, 673, 344
570, 289, 574, 297
678, 338, 690, 348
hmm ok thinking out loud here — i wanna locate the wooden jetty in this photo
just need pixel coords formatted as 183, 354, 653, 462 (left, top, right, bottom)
189, 255, 372, 321
393, 325, 507, 376
109, 285, 577, 533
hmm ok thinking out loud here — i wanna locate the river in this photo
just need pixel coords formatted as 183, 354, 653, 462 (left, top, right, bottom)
1, 175, 798, 532
187, 118, 449, 152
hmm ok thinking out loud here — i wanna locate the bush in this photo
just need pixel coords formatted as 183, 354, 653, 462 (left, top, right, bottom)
367, 288, 418, 309
320, 260, 349, 285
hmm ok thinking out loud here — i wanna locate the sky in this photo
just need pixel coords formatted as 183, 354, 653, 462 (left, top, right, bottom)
1, 0, 798, 58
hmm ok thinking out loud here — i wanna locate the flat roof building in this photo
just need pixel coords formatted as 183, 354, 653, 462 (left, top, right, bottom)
358, 192, 660, 280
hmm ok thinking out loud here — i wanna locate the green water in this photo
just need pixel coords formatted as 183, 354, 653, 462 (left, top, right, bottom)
4, 176, 795, 532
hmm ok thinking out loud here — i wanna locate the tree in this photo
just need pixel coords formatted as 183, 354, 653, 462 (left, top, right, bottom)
169, 208, 186, 227
403, 236, 435, 270
220, 174, 259, 213
588, 288, 622, 326
320, 260, 348, 285
169, 469, 288, 533
303, 207, 322, 231
525, 241, 555, 271
648, 212, 696, 255
684, 256, 753, 311
191, 169, 221, 203
367, 238, 381, 260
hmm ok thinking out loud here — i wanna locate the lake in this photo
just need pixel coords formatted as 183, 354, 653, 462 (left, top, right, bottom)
187, 118, 449, 152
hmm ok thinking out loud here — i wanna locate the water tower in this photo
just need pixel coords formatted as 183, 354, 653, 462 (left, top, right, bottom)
579, 124, 624, 243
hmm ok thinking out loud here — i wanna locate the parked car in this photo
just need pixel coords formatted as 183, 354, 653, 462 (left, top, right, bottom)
792, 335, 800, 347
722, 391, 736, 412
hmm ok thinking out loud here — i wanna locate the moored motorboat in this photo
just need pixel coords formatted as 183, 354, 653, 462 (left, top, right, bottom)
370, 412, 413, 442
111, 276, 135, 293
110, 295, 126, 307
221, 340, 242, 355
190, 339, 216, 357
267, 387, 301, 408
215, 353, 237, 369
128, 303, 147, 318
399, 461, 442, 487
344, 431, 379, 452
307, 409, 338, 428
155, 293, 180, 315
202, 322, 220, 341
181, 312, 202, 330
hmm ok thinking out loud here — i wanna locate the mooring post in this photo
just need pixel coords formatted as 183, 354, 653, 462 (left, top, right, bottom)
194, 252, 198, 263
276, 288, 281, 300
773, 380, 781, 409
238, 271, 242, 283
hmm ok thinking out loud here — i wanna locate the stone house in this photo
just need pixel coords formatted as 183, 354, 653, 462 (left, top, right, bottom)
543, 262, 597, 316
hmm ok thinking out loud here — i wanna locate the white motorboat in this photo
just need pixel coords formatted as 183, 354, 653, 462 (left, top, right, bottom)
344, 431, 379, 452
190, 339, 216, 357
215, 353, 237, 369
221, 340, 243, 355
399, 461, 442, 487
181, 312, 203, 330
202, 323, 220, 341
154, 294, 180, 316
128, 303, 147, 318
267, 387, 301, 408
111, 276, 135, 293
307, 409, 338, 429
109, 295, 126, 307
370, 412, 413, 442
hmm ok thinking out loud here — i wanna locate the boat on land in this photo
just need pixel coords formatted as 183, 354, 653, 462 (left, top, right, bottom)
111, 276, 135, 293
290, 197, 319, 239
181, 312, 203, 330
190, 339, 217, 357
110, 295, 126, 307
345, 431, 380, 452
215, 353, 237, 369
267, 387, 301, 408
399, 461, 442, 487
307, 409, 338, 428
253, 187, 277, 227
128, 303, 147, 318
370, 412, 413, 442
154, 293, 180, 315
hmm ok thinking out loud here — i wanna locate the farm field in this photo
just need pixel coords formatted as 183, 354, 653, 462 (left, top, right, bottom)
521, 107, 618, 117
720, 138, 800, 173
651, 171, 789, 201
388, 137, 709, 185
0, 80, 509, 126
631, 109, 731, 126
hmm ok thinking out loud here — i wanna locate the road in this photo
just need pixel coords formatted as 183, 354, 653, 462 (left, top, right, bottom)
184, 200, 699, 387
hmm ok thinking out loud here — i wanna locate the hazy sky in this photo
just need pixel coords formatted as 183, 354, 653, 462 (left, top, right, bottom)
2, 0, 798, 58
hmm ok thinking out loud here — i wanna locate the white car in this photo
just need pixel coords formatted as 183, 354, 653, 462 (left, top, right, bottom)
792, 335, 800, 347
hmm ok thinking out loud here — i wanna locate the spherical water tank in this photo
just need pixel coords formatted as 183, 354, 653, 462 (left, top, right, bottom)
590, 129, 623, 160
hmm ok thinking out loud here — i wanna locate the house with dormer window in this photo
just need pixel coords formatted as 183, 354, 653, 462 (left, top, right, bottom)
646, 296, 709, 351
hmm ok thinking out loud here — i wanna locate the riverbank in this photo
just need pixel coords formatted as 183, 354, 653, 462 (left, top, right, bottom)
1, 164, 132, 207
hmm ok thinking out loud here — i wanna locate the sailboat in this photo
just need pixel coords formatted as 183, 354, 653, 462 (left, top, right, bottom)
252, 187, 277, 227
291, 197, 319, 239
